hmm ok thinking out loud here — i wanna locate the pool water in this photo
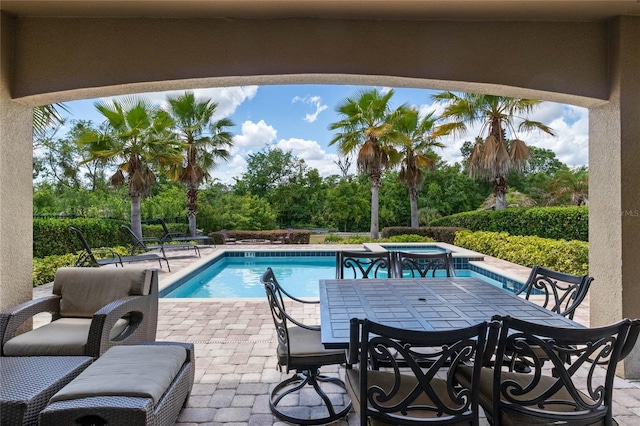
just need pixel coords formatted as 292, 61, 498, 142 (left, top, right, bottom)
163, 255, 505, 298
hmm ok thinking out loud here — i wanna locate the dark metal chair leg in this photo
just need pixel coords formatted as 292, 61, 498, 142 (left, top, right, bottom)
270, 368, 352, 425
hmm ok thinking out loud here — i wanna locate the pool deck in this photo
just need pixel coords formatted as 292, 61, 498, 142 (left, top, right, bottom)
32, 244, 640, 425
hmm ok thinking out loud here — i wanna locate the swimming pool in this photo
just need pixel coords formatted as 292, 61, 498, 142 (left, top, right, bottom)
161, 251, 520, 299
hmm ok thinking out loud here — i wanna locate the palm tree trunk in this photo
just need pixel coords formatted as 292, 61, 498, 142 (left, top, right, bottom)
494, 176, 507, 210
130, 194, 143, 239
370, 177, 380, 240
187, 184, 198, 236
409, 186, 419, 228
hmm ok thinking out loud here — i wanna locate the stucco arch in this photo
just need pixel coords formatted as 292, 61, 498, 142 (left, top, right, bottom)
1, 9, 639, 377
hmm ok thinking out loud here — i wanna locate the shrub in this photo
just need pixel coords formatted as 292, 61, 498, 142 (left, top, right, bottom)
324, 233, 344, 243
430, 206, 588, 242
336, 235, 436, 245
381, 226, 464, 244
454, 230, 589, 275
34, 218, 129, 257
33, 245, 132, 287
33, 253, 78, 286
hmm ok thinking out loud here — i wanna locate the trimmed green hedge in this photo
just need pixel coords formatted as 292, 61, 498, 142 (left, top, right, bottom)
33, 218, 190, 258
430, 206, 588, 242
454, 230, 589, 276
381, 226, 465, 244
34, 218, 130, 258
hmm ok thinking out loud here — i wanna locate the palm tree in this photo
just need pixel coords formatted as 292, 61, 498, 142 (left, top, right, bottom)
393, 107, 444, 228
33, 103, 68, 139
548, 167, 589, 206
329, 89, 402, 239
167, 92, 234, 236
433, 92, 555, 210
78, 96, 184, 238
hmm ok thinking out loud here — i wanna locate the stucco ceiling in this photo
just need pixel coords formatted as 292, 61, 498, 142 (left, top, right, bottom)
1, 0, 639, 21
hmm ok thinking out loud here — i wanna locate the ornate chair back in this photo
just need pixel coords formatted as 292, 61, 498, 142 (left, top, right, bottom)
336, 250, 392, 279
346, 318, 493, 425
517, 265, 593, 319
394, 250, 456, 278
487, 315, 638, 426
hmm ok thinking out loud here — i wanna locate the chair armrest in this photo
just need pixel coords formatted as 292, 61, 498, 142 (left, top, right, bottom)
1, 295, 61, 345
86, 294, 158, 357
278, 307, 320, 331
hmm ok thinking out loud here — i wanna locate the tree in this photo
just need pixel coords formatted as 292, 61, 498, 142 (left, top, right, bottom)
393, 107, 444, 227
78, 97, 184, 238
33, 103, 68, 140
166, 92, 234, 236
433, 92, 555, 210
547, 167, 589, 206
323, 177, 370, 232
329, 88, 402, 239
234, 148, 323, 228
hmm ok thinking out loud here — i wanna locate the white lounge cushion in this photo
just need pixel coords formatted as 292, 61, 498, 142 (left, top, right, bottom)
3, 317, 128, 356
50, 345, 187, 405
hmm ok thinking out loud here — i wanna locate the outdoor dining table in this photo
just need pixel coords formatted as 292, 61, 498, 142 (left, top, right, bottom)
319, 277, 582, 349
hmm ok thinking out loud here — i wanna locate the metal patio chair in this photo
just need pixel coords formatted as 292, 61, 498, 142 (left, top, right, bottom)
336, 250, 393, 279
346, 317, 494, 425
393, 250, 456, 278
456, 316, 640, 426
261, 267, 351, 425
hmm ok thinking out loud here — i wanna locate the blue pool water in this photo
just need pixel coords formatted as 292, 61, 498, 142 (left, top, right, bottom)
162, 254, 507, 298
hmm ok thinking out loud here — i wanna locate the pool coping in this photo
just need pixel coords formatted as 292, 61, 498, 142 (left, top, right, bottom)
159, 243, 527, 297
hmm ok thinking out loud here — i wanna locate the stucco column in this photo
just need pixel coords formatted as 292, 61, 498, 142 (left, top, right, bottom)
0, 13, 34, 312
589, 16, 640, 379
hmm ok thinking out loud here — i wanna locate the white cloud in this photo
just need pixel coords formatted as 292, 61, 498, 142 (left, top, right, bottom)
210, 154, 248, 184
292, 95, 328, 123
232, 120, 277, 151
274, 138, 342, 176
100, 86, 258, 121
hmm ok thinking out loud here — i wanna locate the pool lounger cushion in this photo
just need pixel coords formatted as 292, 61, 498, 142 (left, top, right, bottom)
39, 342, 195, 426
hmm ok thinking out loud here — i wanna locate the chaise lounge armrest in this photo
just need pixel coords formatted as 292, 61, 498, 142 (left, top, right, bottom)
86, 294, 158, 358
1, 295, 62, 350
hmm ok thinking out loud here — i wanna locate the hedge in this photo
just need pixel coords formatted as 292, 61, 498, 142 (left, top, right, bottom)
429, 206, 588, 242
454, 230, 589, 276
33, 218, 189, 258
381, 226, 465, 244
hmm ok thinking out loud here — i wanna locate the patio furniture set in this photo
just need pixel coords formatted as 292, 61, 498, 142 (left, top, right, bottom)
260, 250, 640, 426
0, 267, 195, 426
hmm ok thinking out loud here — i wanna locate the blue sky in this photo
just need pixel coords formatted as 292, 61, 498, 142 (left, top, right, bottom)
60, 84, 589, 184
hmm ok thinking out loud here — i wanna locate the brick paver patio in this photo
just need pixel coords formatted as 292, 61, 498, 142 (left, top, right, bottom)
32, 244, 640, 425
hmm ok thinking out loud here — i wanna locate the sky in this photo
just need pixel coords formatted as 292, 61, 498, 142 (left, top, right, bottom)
59, 84, 589, 184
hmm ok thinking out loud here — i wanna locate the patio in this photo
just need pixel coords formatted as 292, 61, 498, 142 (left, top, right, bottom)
32, 245, 640, 425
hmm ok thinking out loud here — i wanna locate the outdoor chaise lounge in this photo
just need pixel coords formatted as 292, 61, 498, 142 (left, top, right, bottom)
38, 341, 195, 426
0, 267, 159, 358
155, 218, 214, 246
71, 226, 170, 271
121, 224, 200, 258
